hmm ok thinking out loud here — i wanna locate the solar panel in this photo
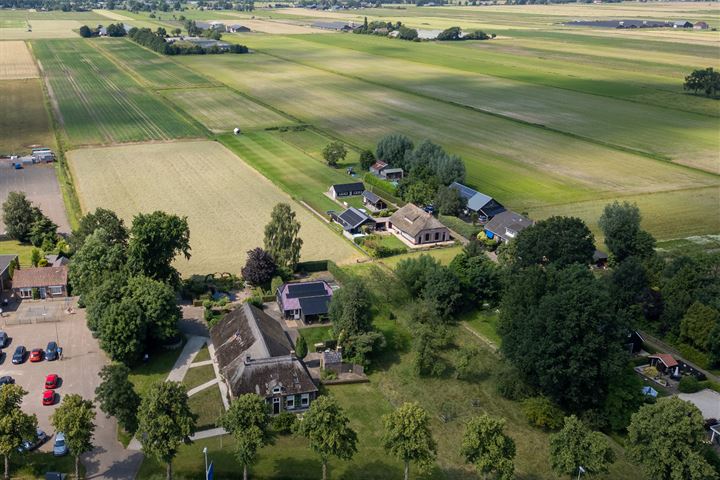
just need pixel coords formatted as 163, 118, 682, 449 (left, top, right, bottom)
340, 209, 364, 226
286, 282, 328, 299
299, 296, 331, 316
450, 182, 478, 201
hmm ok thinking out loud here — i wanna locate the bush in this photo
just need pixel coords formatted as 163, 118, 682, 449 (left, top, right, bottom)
521, 397, 565, 430
363, 173, 397, 193
270, 276, 284, 295
360, 235, 406, 258
321, 369, 338, 380
496, 365, 536, 401
245, 294, 263, 308
679, 376, 704, 393
272, 412, 297, 435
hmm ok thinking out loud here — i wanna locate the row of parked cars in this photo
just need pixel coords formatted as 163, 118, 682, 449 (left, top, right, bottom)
0, 333, 67, 456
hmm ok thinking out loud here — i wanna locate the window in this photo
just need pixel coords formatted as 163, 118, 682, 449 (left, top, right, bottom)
301, 394, 310, 407
19, 288, 32, 299
49, 286, 63, 296
434, 232, 439, 241
424, 233, 430, 242
286, 396, 295, 410
272, 386, 282, 395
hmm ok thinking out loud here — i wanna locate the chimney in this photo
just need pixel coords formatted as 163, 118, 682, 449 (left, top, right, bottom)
336, 345, 343, 354
245, 354, 252, 364
290, 349, 296, 358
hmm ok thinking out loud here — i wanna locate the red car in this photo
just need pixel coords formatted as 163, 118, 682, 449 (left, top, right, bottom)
45, 374, 59, 389
29, 349, 43, 362
42, 390, 54, 406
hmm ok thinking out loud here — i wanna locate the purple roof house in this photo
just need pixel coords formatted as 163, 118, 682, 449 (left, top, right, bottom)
276, 281, 333, 324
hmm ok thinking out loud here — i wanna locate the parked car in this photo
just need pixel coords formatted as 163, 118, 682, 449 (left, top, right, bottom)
0, 331, 8, 348
30, 349, 43, 362
18, 429, 48, 453
45, 374, 59, 389
42, 390, 55, 406
12, 346, 26, 364
45, 474, 66, 480
0, 376, 14, 386
45, 342, 59, 361
53, 433, 67, 456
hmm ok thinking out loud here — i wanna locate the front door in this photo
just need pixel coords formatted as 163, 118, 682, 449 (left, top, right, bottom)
38, 288, 46, 299
273, 397, 281, 414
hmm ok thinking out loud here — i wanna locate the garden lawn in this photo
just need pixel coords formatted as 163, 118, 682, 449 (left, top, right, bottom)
68, 141, 364, 275
462, 309, 501, 345
128, 338, 186, 398
380, 245, 464, 269
11, 452, 80, 479
297, 325, 333, 349
188, 385, 225, 430
0, 240, 37, 267
0, 79, 55, 154
32, 38, 205, 146
183, 364, 216, 391
164, 87, 296, 133
192, 344, 211, 363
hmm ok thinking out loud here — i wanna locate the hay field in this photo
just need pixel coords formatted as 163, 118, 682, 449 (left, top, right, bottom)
0, 20, 83, 40
0, 41, 38, 80
163, 87, 296, 133
33, 39, 205, 146
94, 39, 212, 89
67, 141, 363, 275
0, 79, 54, 154
250, 34, 720, 173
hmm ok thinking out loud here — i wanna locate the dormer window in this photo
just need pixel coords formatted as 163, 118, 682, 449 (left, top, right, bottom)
272, 386, 283, 395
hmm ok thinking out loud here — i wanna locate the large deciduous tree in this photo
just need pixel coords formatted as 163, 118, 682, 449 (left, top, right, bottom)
2, 192, 37, 243
461, 414, 516, 480
51, 394, 96, 480
627, 397, 715, 480
449, 253, 502, 309
296, 396, 357, 480
125, 275, 181, 342
598, 201, 655, 262
0, 385, 37, 480
70, 207, 128, 251
263, 203, 303, 272
513, 216, 595, 268
137, 382, 197, 480
499, 265, 625, 411
549, 416, 615, 479
382, 402, 437, 480
434, 185, 465, 216
217, 394, 273, 480
69, 228, 127, 299
127, 211, 191, 285
329, 277, 372, 337
680, 301, 719, 351
241, 248, 277, 286
95, 364, 141, 434
322, 142, 347, 167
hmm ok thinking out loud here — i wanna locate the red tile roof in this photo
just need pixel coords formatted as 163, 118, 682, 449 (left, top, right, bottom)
650, 354, 678, 368
12, 266, 68, 289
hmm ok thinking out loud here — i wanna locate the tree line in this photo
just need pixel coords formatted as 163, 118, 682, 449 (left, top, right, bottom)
127, 26, 248, 55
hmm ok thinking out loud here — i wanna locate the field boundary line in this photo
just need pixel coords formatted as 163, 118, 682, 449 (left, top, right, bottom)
254, 45, 720, 179
292, 34, 720, 120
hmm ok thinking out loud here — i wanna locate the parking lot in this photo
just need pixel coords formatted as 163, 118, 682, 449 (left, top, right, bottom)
0, 300, 102, 451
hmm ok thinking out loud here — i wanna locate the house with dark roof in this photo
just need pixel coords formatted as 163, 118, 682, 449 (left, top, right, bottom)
210, 303, 318, 414
329, 207, 376, 235
44, 254, 69, 268
484, 211, 533, 243
228, 24, 250, 32
362, 190, 387, 211
0, 255, 18, 291
11, 266, 68, 299
276, 281, 333, 323
449, 182, 505, 222
673, 20, 693, 28
328, 182, 365, 199
389, 204, 450, 245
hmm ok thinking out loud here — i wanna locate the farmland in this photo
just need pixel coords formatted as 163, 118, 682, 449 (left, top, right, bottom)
32, 39, 205, 146
67, 141, 364, 275
164, 87, 296, 133
0, 41, 38, 80
0, 79, 54, 154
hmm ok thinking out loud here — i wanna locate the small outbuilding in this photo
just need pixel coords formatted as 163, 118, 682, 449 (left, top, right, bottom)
484, 210, 533, 243
329, 207, 376, 235
328, 182, 365, 199
369, 161, 388, 176
276, 280, 333, 323
362, 190, 387, 211
381, 167, 404, 181
449, 181, 505, 222
648, 354, 678, 373
693, 21, 709, 30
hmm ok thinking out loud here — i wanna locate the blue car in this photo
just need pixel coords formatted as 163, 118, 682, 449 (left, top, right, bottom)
45, 342, 59, 361
12, 346, 26, 365
53, 433, 67, 456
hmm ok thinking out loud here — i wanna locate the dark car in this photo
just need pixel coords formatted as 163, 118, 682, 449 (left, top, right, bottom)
0, 331, 8, 348
12, 346, 26, 364
0, 376, 14, 386
45, 342, 59, 361
18, 429, 48, 453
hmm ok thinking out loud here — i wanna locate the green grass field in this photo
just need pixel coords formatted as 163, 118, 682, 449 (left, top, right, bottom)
0, 78, 55, 154
0, 240, 37, 267
94, 38, 212, 89
164, 87, 296, 133
219, 130, 361, 215
32, 39, 205, 146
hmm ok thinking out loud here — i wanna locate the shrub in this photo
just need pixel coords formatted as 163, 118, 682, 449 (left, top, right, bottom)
272, 412, 297, 435
521, 397, 565, 431
496, 365, 535, 401
270, 276, 284, 294
678, 376, 704, 393
321, 369, 338, 380
245, 294, 263, 308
